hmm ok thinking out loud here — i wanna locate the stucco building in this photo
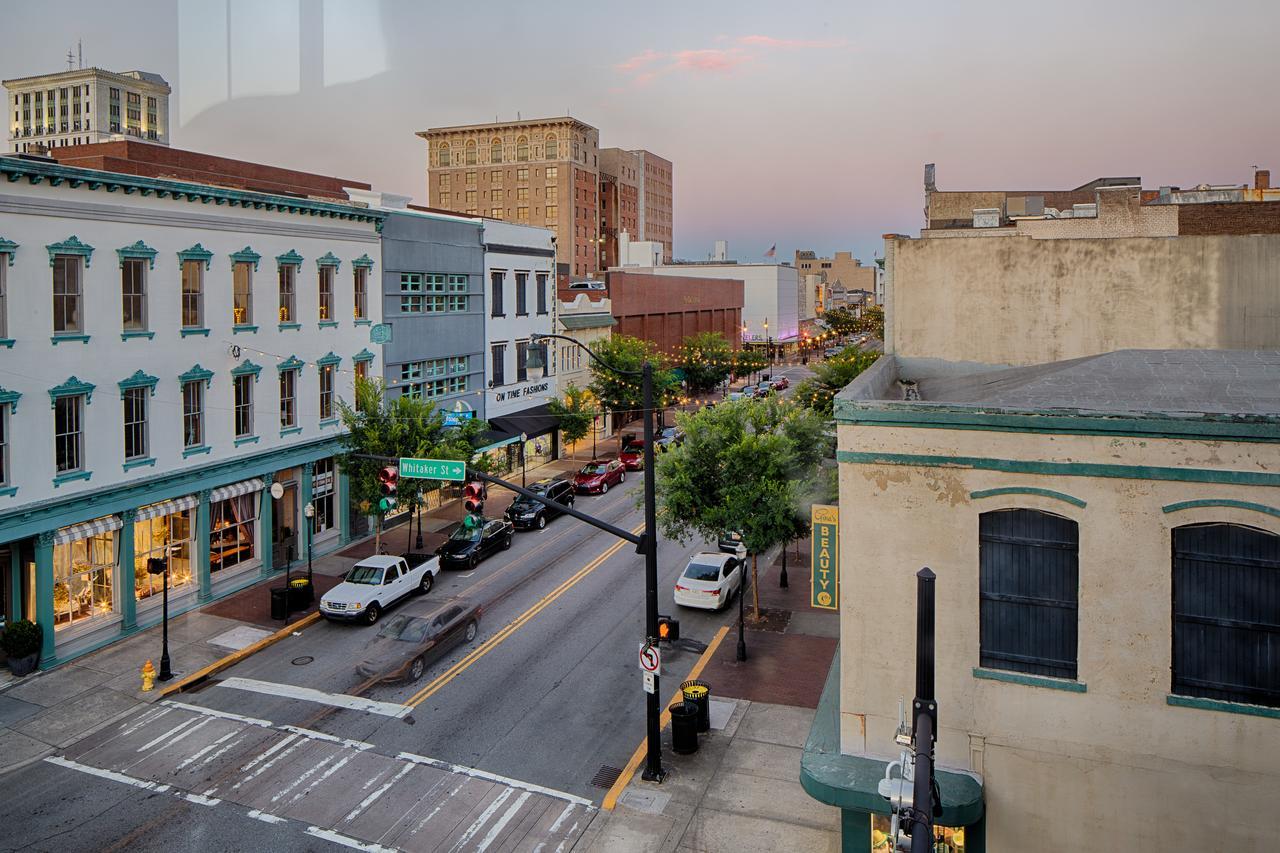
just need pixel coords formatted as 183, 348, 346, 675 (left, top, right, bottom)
5, 66, 171, 153
632, 262, 798, 349
795, 249, 878, 309
556, 293, 614, 449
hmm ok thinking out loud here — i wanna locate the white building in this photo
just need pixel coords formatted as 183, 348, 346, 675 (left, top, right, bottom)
632, 262, 800, 347
0, 153, 383, 666
5, 67, 171, 153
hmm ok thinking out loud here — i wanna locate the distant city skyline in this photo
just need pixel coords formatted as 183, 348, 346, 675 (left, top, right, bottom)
4, 0, 1278, 263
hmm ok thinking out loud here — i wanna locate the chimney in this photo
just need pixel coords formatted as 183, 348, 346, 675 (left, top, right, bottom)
1256, 169, 1270, 191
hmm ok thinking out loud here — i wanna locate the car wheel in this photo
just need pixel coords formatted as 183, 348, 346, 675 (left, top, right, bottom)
364, 602, 381, 625
409, 657, 425, 682
600, 482, 609, 494
502, 534, 513, 550
464, 621, 478, 643
418, 573, 434, 595
536, 514, 547, 530
620, 471, 626, 482
469, 555, 478, 570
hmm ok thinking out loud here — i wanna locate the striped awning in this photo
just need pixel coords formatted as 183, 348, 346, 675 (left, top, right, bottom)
136, 494, 199, 522
210, 478, 264, 503
53, 515, 124, 545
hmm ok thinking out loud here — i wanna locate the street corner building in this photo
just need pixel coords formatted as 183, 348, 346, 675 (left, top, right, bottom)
0, 153, 385, 668
801, 348, 1280, 851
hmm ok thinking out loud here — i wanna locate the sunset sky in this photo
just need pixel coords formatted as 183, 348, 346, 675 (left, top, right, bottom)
5, 0, 1277, 262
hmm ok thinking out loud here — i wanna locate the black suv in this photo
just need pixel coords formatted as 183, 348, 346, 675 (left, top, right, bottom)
506, 478, 575, 531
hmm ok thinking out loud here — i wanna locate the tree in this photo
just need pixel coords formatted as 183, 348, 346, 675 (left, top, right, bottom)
549, 383, 594, 455
794, 349, 880, 417
731, 347, 767, 382
854, 304, 884, 340
820, 307, 859, 337
677, 331, 734, 394
587, 335, 678, 439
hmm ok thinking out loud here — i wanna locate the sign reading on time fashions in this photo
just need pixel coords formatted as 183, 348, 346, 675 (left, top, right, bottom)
492, 381, 549, 403
811, 504, 839, 610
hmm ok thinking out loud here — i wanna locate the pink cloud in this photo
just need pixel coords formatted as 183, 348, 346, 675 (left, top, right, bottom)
736, 34, 847, 49
614, 34, 844, 86
672, 49, 750, 73
615, 49, 665, 73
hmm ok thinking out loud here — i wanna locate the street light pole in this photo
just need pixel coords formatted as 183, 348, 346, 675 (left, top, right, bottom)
158, 554, 172, 680
303, 502, 315, 586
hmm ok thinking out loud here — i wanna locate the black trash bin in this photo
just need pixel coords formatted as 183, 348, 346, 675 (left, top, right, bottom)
669, 702, 700, 755
288, 578, 314, 610
270, 587, 288, 621
681, 680, 711, 733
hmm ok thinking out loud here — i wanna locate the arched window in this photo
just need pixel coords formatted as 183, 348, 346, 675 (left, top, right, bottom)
979, 508, 1079, 679
516, 135, 528, 162
545, 134, 558, 160
466, 139, 477, 165
490, 137, 503, 164
436, 143, 450, 168
1172, 522, 1280, 707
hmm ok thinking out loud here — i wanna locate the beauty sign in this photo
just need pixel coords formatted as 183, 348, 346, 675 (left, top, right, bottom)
811, 504, 839, 610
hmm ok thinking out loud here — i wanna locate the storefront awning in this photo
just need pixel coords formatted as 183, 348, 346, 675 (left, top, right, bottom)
136, 495, 200, 522
210, 478, 264, 503
474, 432, 522, 454
54, 514, 124, 545
488, 403, 559, 442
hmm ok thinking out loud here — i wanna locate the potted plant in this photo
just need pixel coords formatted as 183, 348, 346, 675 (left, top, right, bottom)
1, 620, 42, 676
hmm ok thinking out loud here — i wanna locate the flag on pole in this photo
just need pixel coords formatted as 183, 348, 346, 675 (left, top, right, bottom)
764, 244, 776, 259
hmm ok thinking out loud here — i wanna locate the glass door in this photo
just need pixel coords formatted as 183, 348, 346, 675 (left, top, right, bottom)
272, 483, 298, 566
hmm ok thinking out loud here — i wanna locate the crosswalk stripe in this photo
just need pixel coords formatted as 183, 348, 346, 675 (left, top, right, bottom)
216, 676, 413, 718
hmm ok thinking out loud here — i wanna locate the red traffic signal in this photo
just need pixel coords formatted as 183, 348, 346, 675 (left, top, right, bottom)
463, 480, 486, 514
657, 614, 680, 642
378, 466, 398, 497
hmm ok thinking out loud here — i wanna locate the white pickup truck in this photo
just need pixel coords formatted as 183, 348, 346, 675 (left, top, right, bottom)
319, 554, 441, 625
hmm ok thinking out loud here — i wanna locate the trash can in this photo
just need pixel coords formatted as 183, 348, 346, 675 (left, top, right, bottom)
669, 702, 700, 755
288, 577, 314, 610
270, 587, 288, 621
681, 680, 711, 733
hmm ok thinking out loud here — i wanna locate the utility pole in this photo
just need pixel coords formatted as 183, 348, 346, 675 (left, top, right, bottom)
906, 567, 938, 852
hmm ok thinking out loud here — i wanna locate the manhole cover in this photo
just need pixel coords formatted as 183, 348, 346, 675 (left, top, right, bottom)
291, 656, 314, 666
590, 765, 623, 790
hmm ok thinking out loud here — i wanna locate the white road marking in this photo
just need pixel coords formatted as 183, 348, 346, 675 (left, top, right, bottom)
247, 809, 288, 825
282, 724, 374, 751
546, 803, 577, 834
270, 752, 338, 804
232, 733, 301, 790
44, 756, 221, 806
398, 752, 593, 807
304, 826, 399, 852
163, 700, 273, 728
449, 787, 514, 851
119, 705, 172, 736
175, 728, 241, 771
343, 763, 415, 823
136, 716, 200, 752
164, 699, 375, 750
475, 791, 532, 852
217, 676, 413, 718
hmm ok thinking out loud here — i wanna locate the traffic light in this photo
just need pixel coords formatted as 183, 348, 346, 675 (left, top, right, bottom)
657, 614, 680, 642
463, 480, 486, 514
377, 466, 398, 512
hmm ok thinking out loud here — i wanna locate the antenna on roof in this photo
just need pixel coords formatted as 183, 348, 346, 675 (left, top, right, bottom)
517, 111, 521, 120
78, 39, 83, 69
66, 48, 75, 71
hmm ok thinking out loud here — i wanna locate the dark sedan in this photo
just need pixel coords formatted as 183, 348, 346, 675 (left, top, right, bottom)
574, 459, 626, 494
506, 478, 575, 530
356, 598, 482, 683
655, 426, 685, 452
436, 518, 513, 570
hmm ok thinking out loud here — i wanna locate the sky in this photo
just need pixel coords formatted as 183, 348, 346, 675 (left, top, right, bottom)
4, 0, 1278, 263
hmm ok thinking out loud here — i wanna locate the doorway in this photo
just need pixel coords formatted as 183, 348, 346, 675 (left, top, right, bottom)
272, 483, 298, 567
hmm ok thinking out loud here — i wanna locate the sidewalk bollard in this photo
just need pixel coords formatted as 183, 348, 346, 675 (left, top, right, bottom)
669, 702, 700, 755
141, 659, 155, 692
681, 680, 711, 733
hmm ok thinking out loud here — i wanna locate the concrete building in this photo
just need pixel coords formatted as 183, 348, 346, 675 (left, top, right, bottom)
635, 262, 798, 349
419, 117, 600, 277
599, 149, 640, 270
603, 271, 743, 358
805, 348, 1280, 851
555, 293, 614, 449
0, 153, 384, 667
5, 67, 170, 153
630, 149, 674, 263
795, 249, 879, 308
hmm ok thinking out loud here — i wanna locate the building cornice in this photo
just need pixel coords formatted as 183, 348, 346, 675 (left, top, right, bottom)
3, 67, 171, 93
418, 116, 597, 138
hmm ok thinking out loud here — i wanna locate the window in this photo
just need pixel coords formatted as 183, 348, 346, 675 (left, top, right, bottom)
490, 208, 503, 219
491, 342, 507, 386
279, 370, 297, 429
219, 261, 250, 327
0, 403, 7, 487
516, 135, 528, 161
515, 273, 528, 315
545, 135, 558, 159
546, 166, 558, 181
400, 272, 423, 313
319, 364, 335, 421
312, 458, 335, 536
121, 257, 147, 332
182, 380, 204, 448
353, 267, 368, 320
536, 273, 548, 315
516, 187, 528, 201
979, 509, 1079, 679
52, 255, 83, 334
133, 508, 193, 601
516, 207, 529, 222
439, 191, 452, 206
278, 263, 296, 322
546, 185, 557, 203
53, 530, 114, 627
318, 266, 334, 321
491, 170, 502, 184
181, 259, 203, 328
466, 140, 476, 165
123, 387, 148, 461
436, 143, 450, 167
490, 138, 502, 163
234, 374, 253, 437
465, 170, 476, 185
516, 167, 528, 181
490, 271, 505, 316
210, 494, 257, 572
516, 341, 530, 383
1172, 523, 1280, 708
55, 394, 84, 473
546, 204, 557, 221
466, 190, 477, 204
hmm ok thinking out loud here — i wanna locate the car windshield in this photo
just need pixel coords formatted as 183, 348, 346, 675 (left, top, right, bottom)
581, 464, 608, 475
450, 526, 483, 542
622, 440, 643, 451
683, 560, 724, 582
346, 565, 385, 585
660, 428, 677, 439
376, 615, 433, 643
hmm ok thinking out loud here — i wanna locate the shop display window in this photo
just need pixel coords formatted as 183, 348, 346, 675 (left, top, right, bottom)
53, 532, 115, 628
134, 509, 194, 599
211, 494, 257, 572
871, 814, 965, 851
312, 458, 336, 537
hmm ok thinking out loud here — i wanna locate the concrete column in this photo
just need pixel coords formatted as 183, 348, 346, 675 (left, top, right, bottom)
196, 489, 212, 602
35, 532, 55, 666
300, 461, 314, 561
337, 467, 351, 543
118, 509, 137, 631
259, 473, 275, 578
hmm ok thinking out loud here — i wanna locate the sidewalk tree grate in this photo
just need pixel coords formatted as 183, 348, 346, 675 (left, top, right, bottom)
590, 765, 624, 789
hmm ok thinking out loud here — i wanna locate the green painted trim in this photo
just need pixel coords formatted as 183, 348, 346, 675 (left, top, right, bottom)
232, 324, 259, 334
319, 418, 339, 428
178, 243, 214, 270
318, 321, 339, 329
182, 444, 212, 458
228, 247, 260, 271
316, 351, 341, 368
973, 667, 1086, 692
970, 487, 1087, 509
118, 369, 159, 396
115, 240, 157, 269
179, 364, 214, 387
1162, 499, 1280, 520
49, 376, 96, 405
0, 386, 23, 414
277, 355, 305, 372
120, 331, 155, 341
46, 235, 94, 267
275, 248, 303, 267
316, 252, 341, 269
234, 435, 260, 447
0, 338, 13, 348
1166, 694, 1280, 720
351, 254, 374, 269
280, 426, 303, 437
354, 319, 372, 326
50, 334, 90, 345
123, 457, 156, 472
0, 237, 18, 262
230, 359, 263, 380
352, 348, 375, 363
180, 327, 211, 338
0, 486, 17, 498
278, 322, 302, 332
836, 450, 1280, 488
52, 470, 92, 487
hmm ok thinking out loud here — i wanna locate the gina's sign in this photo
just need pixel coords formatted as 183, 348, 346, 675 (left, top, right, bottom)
811, 504, 839, 610
492, 381, 549, 403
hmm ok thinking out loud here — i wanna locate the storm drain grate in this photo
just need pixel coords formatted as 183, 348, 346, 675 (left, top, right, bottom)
590, 765, 624, 790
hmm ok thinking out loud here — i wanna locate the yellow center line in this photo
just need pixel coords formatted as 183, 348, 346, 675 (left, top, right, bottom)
406, 523, 646, 708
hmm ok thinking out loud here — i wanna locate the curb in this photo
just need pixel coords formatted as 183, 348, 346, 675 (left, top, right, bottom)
159, 611, 323, 697
0, 702, 143, 779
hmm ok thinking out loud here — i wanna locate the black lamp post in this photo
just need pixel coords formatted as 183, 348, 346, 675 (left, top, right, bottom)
146, 555, 173, 681
303, 501, 315, 585
737, 555, 747, 662
520, 432, 528, 488
527, 333, 665, 783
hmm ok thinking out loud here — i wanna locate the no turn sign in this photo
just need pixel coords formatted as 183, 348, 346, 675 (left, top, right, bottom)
638, 642, 661, 675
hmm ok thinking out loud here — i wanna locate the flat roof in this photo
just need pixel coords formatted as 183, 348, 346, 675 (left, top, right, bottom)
418, 116, 597, 136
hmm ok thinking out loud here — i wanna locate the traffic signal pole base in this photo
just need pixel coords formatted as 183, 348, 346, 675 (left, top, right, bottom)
641, 766, 667, 783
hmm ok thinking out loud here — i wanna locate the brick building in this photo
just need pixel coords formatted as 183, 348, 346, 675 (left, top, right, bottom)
603, 271, 743, 357
599, 148, 640, 269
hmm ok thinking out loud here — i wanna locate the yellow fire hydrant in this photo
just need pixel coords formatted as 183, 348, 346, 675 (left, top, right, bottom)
141, 659, 156, 692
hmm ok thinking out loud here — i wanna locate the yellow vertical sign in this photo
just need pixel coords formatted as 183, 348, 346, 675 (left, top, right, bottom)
811, 504, 839, 610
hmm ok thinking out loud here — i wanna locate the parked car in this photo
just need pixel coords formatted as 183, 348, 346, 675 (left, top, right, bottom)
506, 478, 575, 530
619, 439, 646, 470
574, 458, 626, 494
754, 383, 775, 398
718, 530, 746, 554
320, 554, 441, 625
727, 391, 746, 401
568, 279, 607, 291
771, 376, 790, 391
737, 385, 758, 398
674, 552, 743, 611
655, 426, 685, 452
436, 518, 514, 570
356, 597, 482, 683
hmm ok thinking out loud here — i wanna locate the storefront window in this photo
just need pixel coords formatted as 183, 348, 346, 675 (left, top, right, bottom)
210, 494, 258, 572
312, 458, 336, 537
53, 532, 115, 628
871, 815, 965, 851
134, 508, 194, 600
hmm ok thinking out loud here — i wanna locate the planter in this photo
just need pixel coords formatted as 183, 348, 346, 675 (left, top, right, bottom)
8, 653, 38, 677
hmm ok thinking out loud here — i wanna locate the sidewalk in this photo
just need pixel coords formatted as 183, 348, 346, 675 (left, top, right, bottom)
579, 541, 842, 852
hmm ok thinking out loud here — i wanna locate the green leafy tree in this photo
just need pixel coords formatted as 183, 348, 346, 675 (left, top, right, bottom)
549, 383, 594, 454
587, 335, 678, 441
677, 331, 734, 394
794, 349, 880, 417
731, 347, 767, 382
854, 304, 884, 340
820, 307, 859, 336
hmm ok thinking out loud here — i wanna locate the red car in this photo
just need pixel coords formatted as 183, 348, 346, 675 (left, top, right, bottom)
619, 440, 646, 471
574, 459, 626, 494
771, 376, 789, 391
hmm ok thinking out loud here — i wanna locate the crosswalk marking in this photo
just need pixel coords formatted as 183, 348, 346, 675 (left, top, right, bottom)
216, 676, 413, 718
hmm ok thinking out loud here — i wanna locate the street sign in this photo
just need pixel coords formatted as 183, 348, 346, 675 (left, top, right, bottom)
642, 670, 656, 694
638, 642, 661, 675
811, 504, 840, 610
443, 411, 475, 428
399, 458, 466, 481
